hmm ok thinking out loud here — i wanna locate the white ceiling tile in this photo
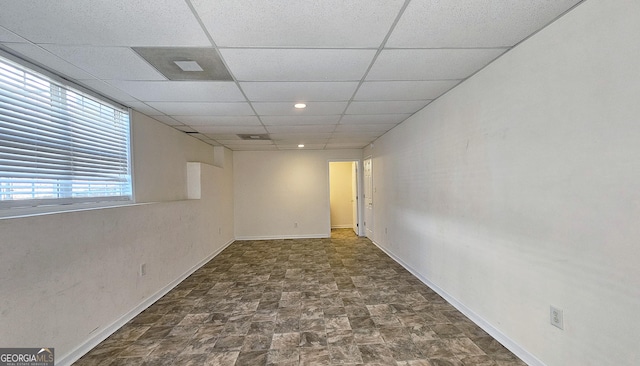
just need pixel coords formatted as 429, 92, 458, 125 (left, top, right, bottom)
188, 133, 210, 140
240, 82, 358, 102
387, 0, 581, 48
334, 124, 397, 133
340, 114, 411, 125
173, 125, 198, 133
253, 102, 347, 116
346, 101, 427, 115
108, 81, 245, 102
204, 134, 241, 140
220, 49, 376, 81
193, 125, 267, 134
0, 0, 210, 46
0, 1, 586, 152
331, 131, 384, 139
147, 102, 254, 116
354, 80, 460, 101
171, 116, 261, 126
266, 125, 336, 134
200, 139, 222, 146
331, 134, 387, 143
325, 142, 369, 149
126, 101, 164, 116
367, 49, 507, 81
226, 145, 279, 151
40, 45, 164, 80
269, 133, 333, 140
216, 139, 274, 145
261, 116, 341, 126
0, 26, 27, 43
327, 138, 376, 145
329, 134, 381, 141
327, 141, 375, 147
79, 79, 137, 103
192, 0, 404, 48
272, 138, 329, 144
277, 144, 327, 150
150, 115, 184, 126
3, 43, 95, 80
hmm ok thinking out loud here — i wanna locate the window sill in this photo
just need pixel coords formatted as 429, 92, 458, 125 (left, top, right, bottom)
0, 200, 143, 220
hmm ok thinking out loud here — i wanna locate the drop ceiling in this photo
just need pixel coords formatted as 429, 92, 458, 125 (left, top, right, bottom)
0, 0, 582, 151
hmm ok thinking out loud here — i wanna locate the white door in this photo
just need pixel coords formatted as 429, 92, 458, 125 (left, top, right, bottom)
363, 157, 373, 238
351, 162, 359, 235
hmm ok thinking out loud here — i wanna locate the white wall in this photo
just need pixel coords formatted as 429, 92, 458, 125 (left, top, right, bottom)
330, 162, 354, 228
366, 1, 640, 365
234, 150, 362, 239
0, 111, 235, 364
132, 113, 216, 203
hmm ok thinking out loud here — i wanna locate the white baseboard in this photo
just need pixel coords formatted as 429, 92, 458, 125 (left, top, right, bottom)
370, 239, 544, 366
331, 225, 353, 229
56, 239, 235, 366
235, 234, 328, 240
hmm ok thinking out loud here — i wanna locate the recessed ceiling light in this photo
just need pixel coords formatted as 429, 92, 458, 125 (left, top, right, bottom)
294, 103, 307, 109
173, 60, 204, 72
298, 144, 305, 148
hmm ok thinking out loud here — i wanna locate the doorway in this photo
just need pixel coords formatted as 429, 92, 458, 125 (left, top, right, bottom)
329, 161, 361, 236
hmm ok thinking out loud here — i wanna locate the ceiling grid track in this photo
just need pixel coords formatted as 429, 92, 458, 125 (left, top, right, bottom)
0, 1, 586, 151
184, 0, 272, 147
327, 0, 413, 149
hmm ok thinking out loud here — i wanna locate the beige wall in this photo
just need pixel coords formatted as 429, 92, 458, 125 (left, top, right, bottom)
329, 162, 353, 228
366, 1, 640, 365
234, 149, 362, 239
0, 111, 234, 365
132, 113, 216, 203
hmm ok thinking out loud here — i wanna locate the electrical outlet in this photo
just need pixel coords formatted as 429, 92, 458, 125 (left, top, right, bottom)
294, 222, 298, 228
218, 227, 221, 235
550, 306, 563, 329
139, 263, 147, 277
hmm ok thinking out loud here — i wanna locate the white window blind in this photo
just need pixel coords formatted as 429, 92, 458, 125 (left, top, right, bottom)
0, 54, 132, 211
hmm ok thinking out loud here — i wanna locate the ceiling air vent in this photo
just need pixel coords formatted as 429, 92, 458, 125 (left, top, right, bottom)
132, 47, 232, 81
237, 134, 271, 141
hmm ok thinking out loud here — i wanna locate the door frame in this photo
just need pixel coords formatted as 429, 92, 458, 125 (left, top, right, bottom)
363, 156, 373, 239
327, 159, 363, 236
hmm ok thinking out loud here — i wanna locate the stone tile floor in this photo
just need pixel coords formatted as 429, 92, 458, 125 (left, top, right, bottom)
74, 229, 526, 365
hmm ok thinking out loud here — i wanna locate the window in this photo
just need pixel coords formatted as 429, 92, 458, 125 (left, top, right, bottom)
0, 53, 132, 214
